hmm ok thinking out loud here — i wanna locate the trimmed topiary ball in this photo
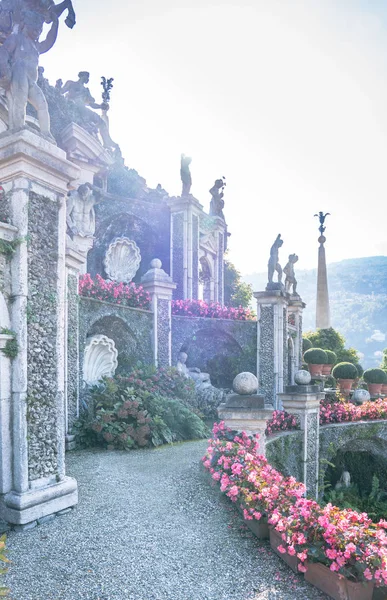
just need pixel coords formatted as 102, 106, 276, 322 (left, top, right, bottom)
332, 362, 358, 380
325, 350, 337, 365
302, 338, 312, 353
355, 363, 364, 378
363, 368, 387, 384
303, 348, 328, 365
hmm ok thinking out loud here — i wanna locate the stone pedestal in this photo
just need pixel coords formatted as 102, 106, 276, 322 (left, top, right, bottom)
287, 296, 305, 384
211, 216, 227, 305
254, 289, 289, 409
279, 384, 324, 498
218, 394, 273, 456
0, 129, 80, 525
141, 259, 176, 367
167, 195, 202, 300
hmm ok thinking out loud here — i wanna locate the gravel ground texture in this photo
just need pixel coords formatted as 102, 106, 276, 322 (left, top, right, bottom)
5, 441, 330, 600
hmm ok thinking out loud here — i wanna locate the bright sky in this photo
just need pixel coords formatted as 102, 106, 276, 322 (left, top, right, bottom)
42, 0, 387, 275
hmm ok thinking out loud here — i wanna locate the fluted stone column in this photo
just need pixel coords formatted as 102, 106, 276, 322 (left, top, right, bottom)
0, 129, 80, 526
141, 259, 176, 367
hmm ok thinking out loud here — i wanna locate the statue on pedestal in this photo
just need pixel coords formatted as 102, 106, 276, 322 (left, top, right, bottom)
267, 234, 283, 286
284, 253, 299, 295
0, 9, 58, 135
209, 178, 225, 219
66, 183, 103, 239
58, 71, 118, 150
180, 154, 192, 196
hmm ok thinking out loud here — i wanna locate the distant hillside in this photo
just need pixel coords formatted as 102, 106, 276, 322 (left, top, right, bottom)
244, 256, 387, 369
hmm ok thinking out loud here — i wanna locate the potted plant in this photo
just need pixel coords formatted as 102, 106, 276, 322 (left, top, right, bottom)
382, 370, 387, 395
363, 368, 387, 396
302, 337, 312, 354
332, 362, 358, 397
322, 350, 337, 375
303, 348, 327, 377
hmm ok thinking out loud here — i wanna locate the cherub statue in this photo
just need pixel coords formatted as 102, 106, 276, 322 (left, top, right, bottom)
209, 178, 225, 219
180, 154, 192, 196
0, 9, 58, 134
268, 234, 283, 285
58, 71, 118, 150
284, 253, 299, 295
66, 183, 104, 239
335, 470, 351, 490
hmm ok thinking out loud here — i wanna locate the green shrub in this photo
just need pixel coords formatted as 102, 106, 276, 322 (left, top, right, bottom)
363, 368, 387, 384
302, 337, 312, 353
355, 363, 364, 377
325, 350, 337, 365
303, 348, 327, 365
121, 365, 197, 406
332, 362, 358, 380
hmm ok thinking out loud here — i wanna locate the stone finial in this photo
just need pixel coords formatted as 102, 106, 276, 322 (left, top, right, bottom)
233, 372, 258, 395
141, 258, 176, 288
150, 258, 162, 269
294, 370, 311, 385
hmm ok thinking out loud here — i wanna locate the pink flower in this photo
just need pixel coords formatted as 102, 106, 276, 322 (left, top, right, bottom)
277, 545, 287, 554
364, 568, 373, 581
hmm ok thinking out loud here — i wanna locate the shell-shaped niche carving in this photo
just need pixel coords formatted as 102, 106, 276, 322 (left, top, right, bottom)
103, 237, 141, 282
83, 335, 118, 385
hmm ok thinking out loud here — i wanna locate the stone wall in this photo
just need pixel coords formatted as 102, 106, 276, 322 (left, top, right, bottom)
27, 192, 60, 481
66, 273, 79, 432
172, 315, 256, 387
79, 297, 153, 385
258, 306, 274, 403
265, 430, 304, 482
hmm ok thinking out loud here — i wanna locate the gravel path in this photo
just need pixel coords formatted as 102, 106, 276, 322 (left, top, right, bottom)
5, 441, 329, 600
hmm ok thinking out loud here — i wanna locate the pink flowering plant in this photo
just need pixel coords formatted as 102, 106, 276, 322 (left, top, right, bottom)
172, 299, 256, 321
320, 397, 387, 425
265, 410, 300, 436
203, 421, 387, 585
79, 273, 151, 310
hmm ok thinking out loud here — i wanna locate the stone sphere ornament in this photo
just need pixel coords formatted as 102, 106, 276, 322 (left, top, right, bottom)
294, 370, 312, 385
150, 258, 162, 269
352, 389, 371, 405
232, 372, 258, 395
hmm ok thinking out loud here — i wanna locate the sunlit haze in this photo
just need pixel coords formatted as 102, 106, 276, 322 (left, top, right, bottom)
42, 0, 387, 275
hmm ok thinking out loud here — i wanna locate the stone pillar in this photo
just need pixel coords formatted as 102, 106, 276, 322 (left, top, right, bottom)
212, 216, 227, 304
254, 290, 289, 409
167, 196, 202, 300
316, 234, 331, 329
279, 384, 324, 498
141, 259, 176, 367
0, 129, 80, 526
287, 296, 306, 374
64, 245, 88, 451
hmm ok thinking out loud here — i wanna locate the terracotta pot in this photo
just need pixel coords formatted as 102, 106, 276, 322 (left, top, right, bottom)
337, 379, 354, 397
308, 364, 324, 377
368, 383, 383, 396
382, 384, 387, 395
322, 364, 333, 376
269, 527, 299, 573
244, 517, 269, 539
304, 562, 374, 600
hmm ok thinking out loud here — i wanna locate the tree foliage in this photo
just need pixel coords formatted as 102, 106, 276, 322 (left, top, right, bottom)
224, 258, 253, 309
303, 327, 359, 365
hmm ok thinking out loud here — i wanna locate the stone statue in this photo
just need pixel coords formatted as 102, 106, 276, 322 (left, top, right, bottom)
335, 470, 351, 490
0, 9, 59, 134
180, 154, 192, 196
268, 234, 283, 285
66, 183, 103, 239
176, 350, 226, 416
0, 0, 75, 44
284, 253, 299, 295
314, 211, 330, 235
58, 71, 118, 150
209, 178, 225, 219
176, 351, 210, 386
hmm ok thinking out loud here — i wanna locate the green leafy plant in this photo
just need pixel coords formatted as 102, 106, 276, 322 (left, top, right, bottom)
302, 337, 312, 353
354, 363, 364, 377
303, 348, 327, 365
332, 362, 358, 380
0, 328, 18, 360
363, 368, 387, 385
324, 350, 337, 365
303, 327, 359, 365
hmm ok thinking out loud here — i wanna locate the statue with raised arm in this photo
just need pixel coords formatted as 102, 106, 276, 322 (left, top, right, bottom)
0, 9, 58, 134
58, 71, 118, 150
180, 154, 192, 196
66, 183, 104, 239
284, 253, 299, 295
209, 178, 225, 219
267, 234, 283, 285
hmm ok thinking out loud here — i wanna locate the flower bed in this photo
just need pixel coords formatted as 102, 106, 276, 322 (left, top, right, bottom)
79, 273, 150, 310
203, 422, 387, 587
172, 299, 256, 321
265, 410, 300, 436
320, 398, 387, 425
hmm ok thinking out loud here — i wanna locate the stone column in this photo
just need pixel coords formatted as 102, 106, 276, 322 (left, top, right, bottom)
279, 383, 324, 498
254, 289, 289, 409
141, 259, 176, 367
316, 234, 331, 329
212, 216, 227, 304
64, 245, 88, 451
167, 196, 202, 300
287, 296, 306, 374
0, 129, 80, 527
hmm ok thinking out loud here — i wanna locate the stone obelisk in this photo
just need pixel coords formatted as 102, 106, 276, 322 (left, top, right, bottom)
315, 212, 331, 329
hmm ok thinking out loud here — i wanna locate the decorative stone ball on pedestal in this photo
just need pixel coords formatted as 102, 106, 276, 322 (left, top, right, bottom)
232, 372, 258, 395
352, 389, 371, 405
294, 370, 312, 386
